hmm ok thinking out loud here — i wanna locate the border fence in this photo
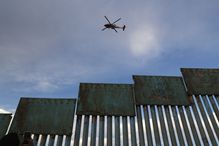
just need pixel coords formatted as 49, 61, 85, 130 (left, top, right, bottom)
1, 68, 218, 146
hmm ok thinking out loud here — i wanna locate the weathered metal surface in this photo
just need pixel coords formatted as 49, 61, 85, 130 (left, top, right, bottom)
133, 75, 190, 105
9, 98, 76, 135
71, 96, 218, 146
0, 113, 12, 139
76, 83, 135, 116
181, 68, 219, 95
5, 95, 218, 146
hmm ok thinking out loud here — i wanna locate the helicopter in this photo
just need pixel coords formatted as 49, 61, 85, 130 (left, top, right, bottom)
102, 16, 126, 32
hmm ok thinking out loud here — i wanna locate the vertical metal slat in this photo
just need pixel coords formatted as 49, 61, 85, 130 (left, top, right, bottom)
99, 116, 104, 146
150, 106, 160, 145
140, 105, 148, 146
56, 135, 63, 146
136, 106, 144, 146
65, 135, 71, 146
155, 105, 164, 146
148, 105, 156, 146
82, 115, 89, 146
127, 116, 132, 146
199, 95, 218, 145
161, 106, 172, 146
90, 116, 97, 146
175, 106, 188, 146
206, 96, 219, 129
107, 116, 112, 146
213, 95, 219, 110
122, 117, 128, 146
73, 115, 82, 146
71, 115, 77, 146
169, 106, 180, 146
120, 116, 123, 146
193, 96, 213, 145
189, 106, 204, 145
39, 135, 47, 146
172, 106, 185, 145
33, 134, 39, 146
144, 106, 152, 145
135, 114, 140, 146
210, 95, 219, 118
112, 116, 115, 146
181, 106, 196, 146
95, 116, 100, 146
87, 115, 92, 146
115, 116, 120, 146
79, 115, 85, 146
104, 116, 107, 146
130, 116, 137, 146
48, 135, 55, 146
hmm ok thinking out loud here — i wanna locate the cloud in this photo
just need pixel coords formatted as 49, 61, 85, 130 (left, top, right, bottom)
0, 0, 219, 111
34, 80, 58, 92
129, 26, 161, 59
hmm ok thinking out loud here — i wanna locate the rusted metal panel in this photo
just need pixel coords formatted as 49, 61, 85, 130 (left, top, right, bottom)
6, 95, 217, 146
9, 98, 76, 135
133, 75, 190, 105
76, 83, 135, 116
133, 95, 219, 146
71, 95, 219, 146
181, 68, 219, 95
0, 113, 12, 139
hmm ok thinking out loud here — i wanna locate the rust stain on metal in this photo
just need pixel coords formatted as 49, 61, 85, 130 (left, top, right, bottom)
76, 83, 136, 116
133, 75, 190, 105
181, 68, 219, 95
9, 98, 76, 135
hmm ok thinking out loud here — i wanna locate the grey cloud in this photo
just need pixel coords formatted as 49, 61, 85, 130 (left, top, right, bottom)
0, 0, 219, 110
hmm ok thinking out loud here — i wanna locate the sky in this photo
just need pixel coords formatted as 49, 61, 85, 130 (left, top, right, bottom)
0, 0, 219, 113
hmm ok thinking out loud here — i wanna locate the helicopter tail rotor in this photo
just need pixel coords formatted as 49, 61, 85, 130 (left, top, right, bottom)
123, 25, 126, 31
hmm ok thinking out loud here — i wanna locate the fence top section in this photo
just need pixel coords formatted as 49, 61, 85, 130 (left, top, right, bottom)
0, 114, 12, 139
181, 68, 219, 95
9, 97, 76, 135
76, 83, 136, 116
133, 75, 190, 105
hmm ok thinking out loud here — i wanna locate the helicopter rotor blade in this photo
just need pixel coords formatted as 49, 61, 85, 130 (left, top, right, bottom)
112, 18, 121, 24
113, 28, 118, 32
102, 27, 107, 31
104, 16, 111, 24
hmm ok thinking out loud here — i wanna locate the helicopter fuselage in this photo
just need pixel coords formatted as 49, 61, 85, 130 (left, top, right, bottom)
104, 24, 120, 29
102, 16, 126, 32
